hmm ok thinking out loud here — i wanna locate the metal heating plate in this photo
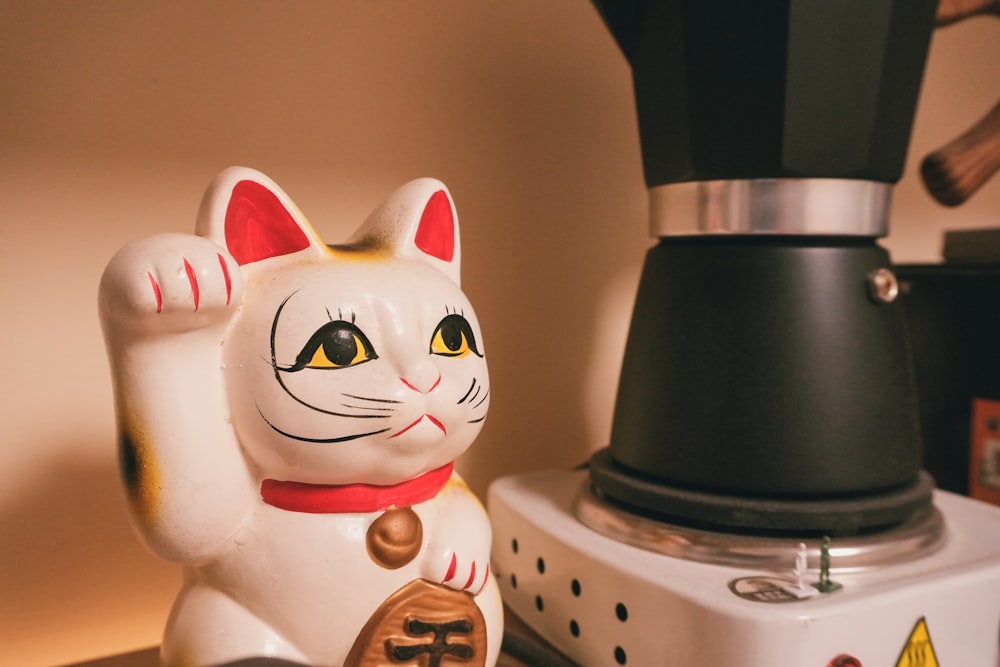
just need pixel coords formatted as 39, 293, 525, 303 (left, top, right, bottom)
575, 479, 946, 572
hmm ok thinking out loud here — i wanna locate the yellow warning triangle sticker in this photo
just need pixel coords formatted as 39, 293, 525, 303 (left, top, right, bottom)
894, 617, 939, 667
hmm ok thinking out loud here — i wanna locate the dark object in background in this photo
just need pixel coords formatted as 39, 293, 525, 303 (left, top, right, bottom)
898, 228, 1000, 497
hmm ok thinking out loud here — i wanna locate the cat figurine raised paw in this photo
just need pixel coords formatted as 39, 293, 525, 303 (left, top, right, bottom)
99, 167, 503, 666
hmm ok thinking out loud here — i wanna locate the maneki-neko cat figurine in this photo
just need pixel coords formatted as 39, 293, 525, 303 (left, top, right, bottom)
99, 167, 503, 666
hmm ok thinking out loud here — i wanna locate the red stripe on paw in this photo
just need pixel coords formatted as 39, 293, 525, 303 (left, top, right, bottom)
476, 563, 491, 595
443, 553, 457, 583
147, 272, 163, 313
183, 259, 200, 311
217, 254, 232, 305
463, 561, 477, 590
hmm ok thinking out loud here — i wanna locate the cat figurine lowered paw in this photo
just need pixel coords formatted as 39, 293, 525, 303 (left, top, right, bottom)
99, 167, 503, 666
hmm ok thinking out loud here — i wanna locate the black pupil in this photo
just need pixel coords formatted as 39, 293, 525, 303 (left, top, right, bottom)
323, 327, 359, 366
440, 320, 464, 351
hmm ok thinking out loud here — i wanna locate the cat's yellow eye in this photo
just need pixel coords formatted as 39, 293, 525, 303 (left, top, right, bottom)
429, 314, 482, 358
287, 321, 377, 371
431, 328, 471, 358
307, 332, 370, 368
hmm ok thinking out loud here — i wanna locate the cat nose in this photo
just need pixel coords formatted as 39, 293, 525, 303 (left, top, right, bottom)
399, 365, 441, 394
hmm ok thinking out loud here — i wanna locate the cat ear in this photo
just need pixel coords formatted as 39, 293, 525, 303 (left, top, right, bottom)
349, 178, 462, 285
196, 167, 327, 266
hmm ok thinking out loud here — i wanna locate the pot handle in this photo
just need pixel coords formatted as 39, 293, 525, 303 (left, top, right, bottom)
920, 0, 1000, 206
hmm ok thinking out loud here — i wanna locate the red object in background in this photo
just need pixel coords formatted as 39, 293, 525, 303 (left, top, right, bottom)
970, 398, 1000, 507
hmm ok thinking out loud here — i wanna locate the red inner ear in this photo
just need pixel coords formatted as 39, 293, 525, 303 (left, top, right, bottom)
414, 190, 455, 262
225, 180, 310, 265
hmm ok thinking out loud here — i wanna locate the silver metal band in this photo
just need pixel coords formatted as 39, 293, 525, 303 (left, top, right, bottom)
648, 178, 892, 237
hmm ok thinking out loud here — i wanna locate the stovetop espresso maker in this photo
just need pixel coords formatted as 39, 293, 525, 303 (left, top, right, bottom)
587, 0, 936, 535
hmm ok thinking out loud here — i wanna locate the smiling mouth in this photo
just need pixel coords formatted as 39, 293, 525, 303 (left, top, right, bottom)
390, 414, 447, 439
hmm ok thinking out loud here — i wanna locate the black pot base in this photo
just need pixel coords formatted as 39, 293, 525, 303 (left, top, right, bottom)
589, 448, 935, 536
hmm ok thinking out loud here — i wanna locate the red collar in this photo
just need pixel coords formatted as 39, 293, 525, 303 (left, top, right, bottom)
260, 462, 454, 514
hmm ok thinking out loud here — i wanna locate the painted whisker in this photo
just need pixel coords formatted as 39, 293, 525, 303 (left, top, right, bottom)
472, 387, 489, 410
458, 379, 477, 404
342, 393, 403, 405
340, 403, 396, 413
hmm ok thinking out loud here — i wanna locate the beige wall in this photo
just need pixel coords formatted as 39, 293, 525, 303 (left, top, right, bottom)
1, 3, 997, 665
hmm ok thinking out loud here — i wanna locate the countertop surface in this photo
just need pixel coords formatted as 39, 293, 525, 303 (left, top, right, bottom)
61, 607, 574, 667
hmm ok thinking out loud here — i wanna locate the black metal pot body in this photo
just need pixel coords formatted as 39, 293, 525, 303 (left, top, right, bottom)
604, 238, 922, 499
